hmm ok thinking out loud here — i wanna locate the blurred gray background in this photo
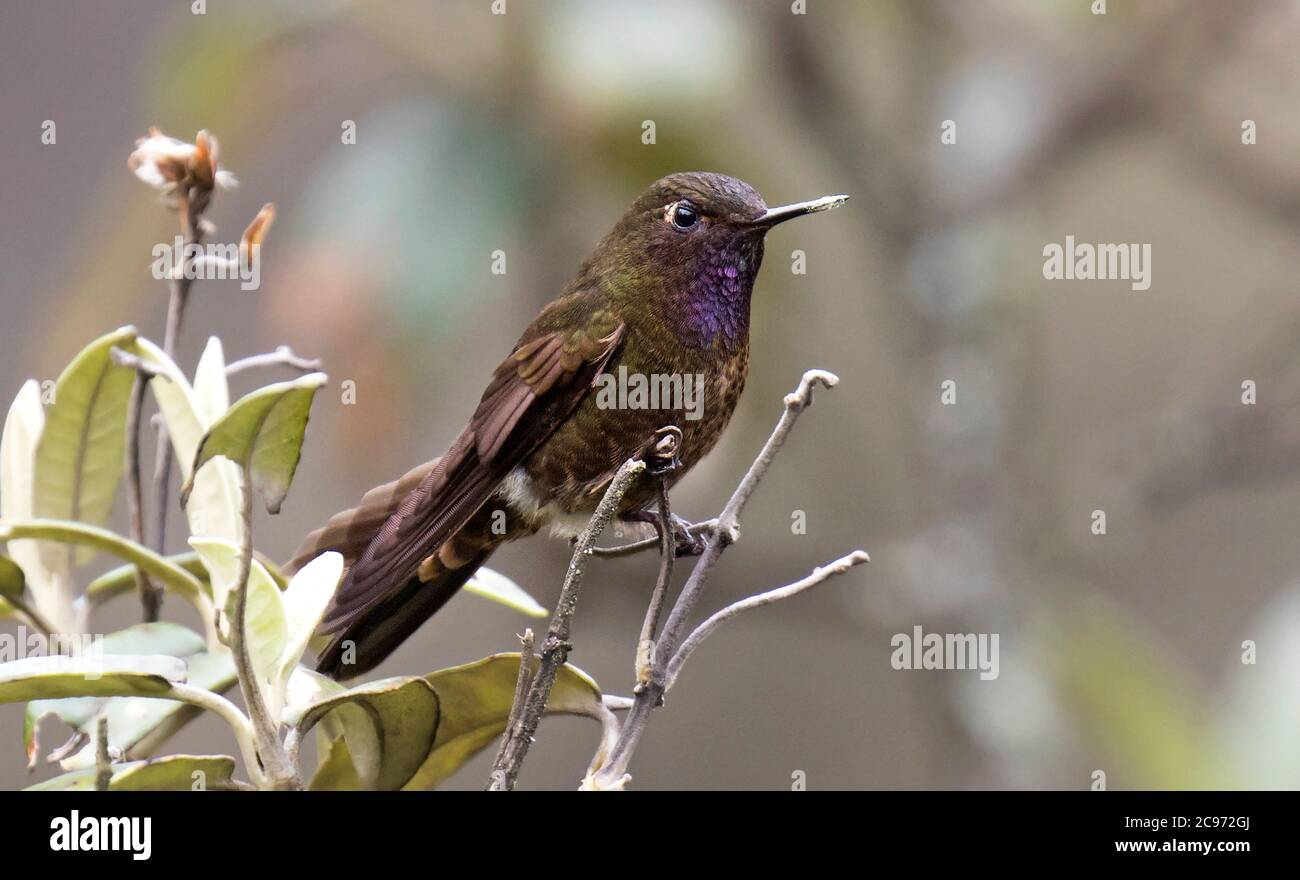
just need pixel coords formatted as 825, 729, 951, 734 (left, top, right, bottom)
3, 0, 1300, 790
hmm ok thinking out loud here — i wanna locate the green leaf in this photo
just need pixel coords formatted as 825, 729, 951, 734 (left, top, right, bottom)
0, 555, 24, 602
1, 380, 44, 532
0, 654, 186, 703
0, 519, 206, 605
2, 380, 73, 632
464, 566, 548, 618
189, 537, 287, 715
127, 337, 205, 479
192, 336, 230, 424
277, 551, 343, 688
292, 676, 440, 791
25, 755, 237, 791
23, 623, 210, 767
85, 549, 286, 609
33, 326, 139, 567
182, 372, 327, 514
128, 337, 244, 545
403, 653, 605, 790
304, 655, 606, 790
56, 651, 238, 771
186, 337, 244, 544
309, 736, 362, 791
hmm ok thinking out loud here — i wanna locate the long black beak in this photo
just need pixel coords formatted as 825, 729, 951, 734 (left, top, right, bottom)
750, 194, 849, 227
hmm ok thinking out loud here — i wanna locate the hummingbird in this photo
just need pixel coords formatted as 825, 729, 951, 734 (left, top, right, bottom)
288, 172, 847, 678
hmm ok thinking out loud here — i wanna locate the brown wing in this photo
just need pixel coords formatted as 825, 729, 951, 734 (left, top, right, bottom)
284, 458, 441, 574
317, 298, 624, 633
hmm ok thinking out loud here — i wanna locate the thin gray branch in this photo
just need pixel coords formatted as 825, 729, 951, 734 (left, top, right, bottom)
94, 716, 111, 792
589, 517, 717, 558
664, 550, 870, 689
634, 480, 673, 689
110, 347, 170, 380
591, 369, 848, 790
113, 347, 165, 620
487, 458, 646, 791
230, 466, 299, 790
491, 628, 536, 771
654, 369, 840, 665
147, 183, 206, 612
226, 345, 323, 377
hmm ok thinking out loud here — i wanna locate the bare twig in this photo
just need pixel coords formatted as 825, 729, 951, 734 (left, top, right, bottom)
110, 347, 169, 379
113, 347, 167, 620
589, 518, 717, 558
654, 370, 840, 665
634, 480, 674, 689
491, 628, 536, 773
487, 458, 646, 791
591, 369, 853, 790
226, 345, 323, 377
229, 466, 299, 790
664, 550, 870, 689
94, 716, 111, 792
148, 187, 204, 590
165, 681, 262, 785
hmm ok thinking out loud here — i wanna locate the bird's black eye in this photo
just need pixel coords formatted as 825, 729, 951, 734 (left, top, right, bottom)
671, 202, 698, 231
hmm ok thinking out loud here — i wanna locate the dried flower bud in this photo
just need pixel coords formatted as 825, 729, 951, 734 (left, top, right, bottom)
241, 203, 276, 251
128, 127, 236, 198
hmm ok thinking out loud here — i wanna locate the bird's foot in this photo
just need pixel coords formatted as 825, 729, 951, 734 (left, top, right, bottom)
644, 426, 683, 478
670, 515, 708, 557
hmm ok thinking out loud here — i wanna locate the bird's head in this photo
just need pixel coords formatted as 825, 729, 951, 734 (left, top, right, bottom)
582, 173, 847, 328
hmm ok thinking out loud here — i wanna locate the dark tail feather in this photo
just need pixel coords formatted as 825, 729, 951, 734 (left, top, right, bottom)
314, 548, 495, 679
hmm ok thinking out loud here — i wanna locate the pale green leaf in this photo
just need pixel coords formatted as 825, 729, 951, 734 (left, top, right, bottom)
23, 622, 209, 768
309, 736, 362, 790
277, 551, 343, 689
57, 651, 238, 771
403, 653, 605, 790
305, 654, 606, 791
0, 654, 186, 703
0, 555, 24, 603
2, 380, 73, 632
187, 338, 243, 544
129, 337, 243, 545
192, 336, 230, 423
85, 549, 286, 609
307, 655, 605, 791
0, 519, 206, 606
464, 566, 548, 617
293, 676, 439, 791
282, 665, 345, 720
185, 459, 245, 545
183, 372, 327, 514
33, 326, 139, 567
127, 337, 205, 479
26, 754, 236, 791
189, 536, 287, 715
